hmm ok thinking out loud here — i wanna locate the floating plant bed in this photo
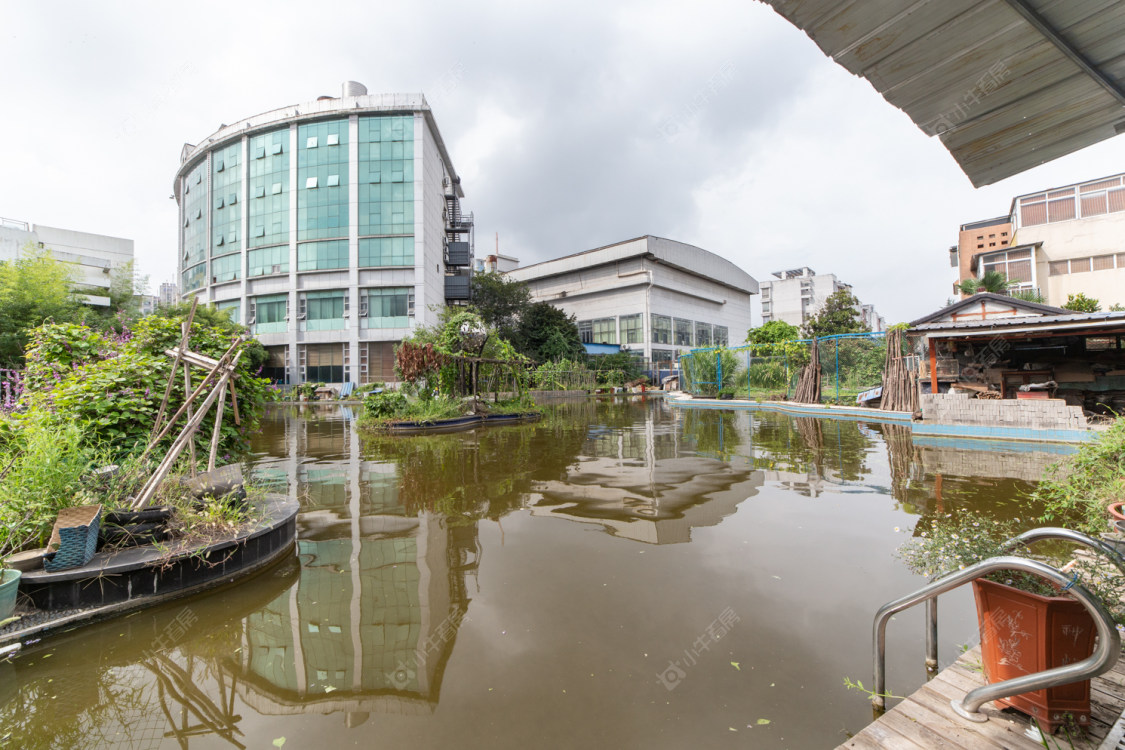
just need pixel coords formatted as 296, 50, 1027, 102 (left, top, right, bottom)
0, 493, 298, 646
483, 411, 542, 423
381, 415, 484, 434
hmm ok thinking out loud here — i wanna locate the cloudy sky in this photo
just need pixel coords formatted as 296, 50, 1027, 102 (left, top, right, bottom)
2, 0, 1123, 324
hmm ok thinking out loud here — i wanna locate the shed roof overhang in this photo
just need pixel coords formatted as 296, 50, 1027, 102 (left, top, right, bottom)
763, 0, 1125, 186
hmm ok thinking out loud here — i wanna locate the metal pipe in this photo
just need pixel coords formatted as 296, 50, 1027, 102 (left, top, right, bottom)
924, 598, 938, 673
872, 556, 1120, 718
1007, 527, 1125, 576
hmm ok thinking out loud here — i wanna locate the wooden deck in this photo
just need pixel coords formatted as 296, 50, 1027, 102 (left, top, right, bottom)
838, 646, 1125, 749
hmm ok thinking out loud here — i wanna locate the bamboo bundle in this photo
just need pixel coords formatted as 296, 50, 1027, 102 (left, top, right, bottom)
792, 339, 821, 404
881, 328, 919, 413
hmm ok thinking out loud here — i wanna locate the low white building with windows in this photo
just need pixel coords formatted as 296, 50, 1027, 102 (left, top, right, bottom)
759, 267, 884, 331
506, 236, 757, 371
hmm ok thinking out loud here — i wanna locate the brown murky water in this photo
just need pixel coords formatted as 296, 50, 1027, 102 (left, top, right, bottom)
0, 398, 1073, 749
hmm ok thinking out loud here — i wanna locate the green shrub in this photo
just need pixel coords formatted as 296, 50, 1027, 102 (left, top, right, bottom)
364, 390, 408, 419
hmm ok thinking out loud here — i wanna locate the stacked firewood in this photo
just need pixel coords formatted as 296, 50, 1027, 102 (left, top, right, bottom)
792, 338, 821, 404
881, 328, 918, 413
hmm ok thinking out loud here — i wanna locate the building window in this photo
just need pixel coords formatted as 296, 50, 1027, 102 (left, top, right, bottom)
361, 341, 398, 383
298, 119, 349, 241
674, 319, 693, 347
695, 322, 712, 347
578, 320, 592, 344
301, 290, 347, 331
980, 247, 1032, 285
251, 293, 289, 334
619, 314, 642, 344
1048, 260, 1069, 276
651, 349, 674, 367
215, 299, 241, 324
211, 253, 241, 283
248, 246, 289, 277
182, 262, 207, 292
261, 345, 288, 384
363, 287, 414, 328
591, 318, 616, 345
714, 326, 728, 347
651, 314, 671, 345
358, 236, 413, 267
358, 115, 415, 236
304, 344, 344, 383
298, 240, 348, 271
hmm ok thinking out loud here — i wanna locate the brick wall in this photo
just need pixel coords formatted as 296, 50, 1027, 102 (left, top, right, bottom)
920, 392, 1087, 431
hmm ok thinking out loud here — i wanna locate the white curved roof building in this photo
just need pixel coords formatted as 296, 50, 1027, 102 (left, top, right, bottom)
507, 236, 758, 368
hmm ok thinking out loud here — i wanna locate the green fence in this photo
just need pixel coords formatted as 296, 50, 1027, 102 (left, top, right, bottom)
680, 332, 894, 404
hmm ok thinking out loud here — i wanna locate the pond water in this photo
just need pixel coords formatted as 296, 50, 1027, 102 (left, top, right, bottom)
0, 398, 1074, 749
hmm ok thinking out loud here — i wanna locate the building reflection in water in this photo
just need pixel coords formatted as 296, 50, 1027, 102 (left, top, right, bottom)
527, 402, 765, 544
236, 405, 476, 724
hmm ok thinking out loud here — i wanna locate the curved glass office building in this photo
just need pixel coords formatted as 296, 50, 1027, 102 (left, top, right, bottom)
173, 83, 473, 385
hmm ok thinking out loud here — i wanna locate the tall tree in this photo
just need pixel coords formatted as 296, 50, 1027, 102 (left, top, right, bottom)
470, 272, 530, 340
745, 319, 800, 346
802, 289, 869, 339
516, 302, 584, 362
0, 245, 85, 367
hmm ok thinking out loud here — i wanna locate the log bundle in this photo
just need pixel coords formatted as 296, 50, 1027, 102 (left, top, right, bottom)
881, 328, 918, 413
792, 339, 821, 404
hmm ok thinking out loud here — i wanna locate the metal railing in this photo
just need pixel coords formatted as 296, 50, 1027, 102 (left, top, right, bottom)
873, 527, 1124, 722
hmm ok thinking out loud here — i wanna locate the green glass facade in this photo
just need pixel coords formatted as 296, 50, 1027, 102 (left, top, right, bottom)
248, 128, 289, 249
297, 120, 349, 242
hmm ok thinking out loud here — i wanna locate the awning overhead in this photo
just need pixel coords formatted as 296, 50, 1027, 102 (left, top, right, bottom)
763, 0, 1125, 186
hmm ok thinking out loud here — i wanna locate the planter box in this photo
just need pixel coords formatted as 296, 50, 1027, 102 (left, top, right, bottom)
973, 578, 1096, 733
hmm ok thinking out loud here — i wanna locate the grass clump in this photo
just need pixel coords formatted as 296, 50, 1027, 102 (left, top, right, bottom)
1034, 418, 1125, 535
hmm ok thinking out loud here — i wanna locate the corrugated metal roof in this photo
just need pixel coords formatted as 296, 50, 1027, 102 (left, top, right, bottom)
763, 0, 1125, 186
911, 309, 1125, 333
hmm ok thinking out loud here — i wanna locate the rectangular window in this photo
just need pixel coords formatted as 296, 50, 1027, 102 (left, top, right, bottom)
361, 341, 398, 383
1093, 254, 1116, 271
297, 240, 348, 271
261, 345, 288, 384
591, 318, 616, 345
1019, 193, 1047, 226
302, 290, 347, 331
215, 299, 241, 324
363, 287, 414, 328
651, 314, 671, 345
651, 349, 674, 366
248, 246, 289, 277
252, 293, 289, 334
714, 326, 729, 347
674, 319, 693, 347
182, 262, 207, 292
211, 253, 241, 283
695, 322, 712, 347
358, 236, 413, 267
1048, 260, 1069, 276
304, 344, 344, 383
619, 313, 642, 344
578, 320, 592, 344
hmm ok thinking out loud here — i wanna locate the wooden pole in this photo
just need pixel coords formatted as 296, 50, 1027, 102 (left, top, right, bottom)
207, 382, 227, 472
928, 338, 939, 395
132, 353, 241, 509
139, 337, 244, 463
152, 298, 198, 438
182, 325, 197, 478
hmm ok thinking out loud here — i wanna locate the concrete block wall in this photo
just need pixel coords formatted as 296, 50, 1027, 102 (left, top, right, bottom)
920, 392, 1087, 431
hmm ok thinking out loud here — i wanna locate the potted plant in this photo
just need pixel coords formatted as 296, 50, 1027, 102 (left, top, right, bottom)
899, 512, 1125, 734
0, 537, 21, 622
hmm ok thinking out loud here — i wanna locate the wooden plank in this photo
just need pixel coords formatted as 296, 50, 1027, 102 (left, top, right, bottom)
152, 298, 198, 438
878, 702, 973, 749
891, 696, 1017, 750
840, 718, 929, 749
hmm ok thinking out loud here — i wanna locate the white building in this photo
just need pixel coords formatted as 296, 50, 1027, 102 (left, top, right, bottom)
158, 282, 179, 307
505, 236, 757, 369
759, 267, 884, 331
173, 83, 472, 385
1005, 171, 1125, 308
0, 217, 134, 306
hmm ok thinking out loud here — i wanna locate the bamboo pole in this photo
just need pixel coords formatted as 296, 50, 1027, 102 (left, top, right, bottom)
151, 298, 198, 438
139, 337, 244, 464
182, 325, 197, 478
132, 353, 241, 509
207, 382, 227, 472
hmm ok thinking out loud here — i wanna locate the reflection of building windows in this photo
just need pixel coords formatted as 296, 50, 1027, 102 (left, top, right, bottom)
298, 240, 348, 271
674, 319, 693, 347
591, 318, 616, 345
619, 314, 642, 344
651, 314, 671, 344
211, 253, 241, 283
183, 262, 207, 292
248, 246, 289, 277
695, 322, 712, 347
363, 287, 414, 328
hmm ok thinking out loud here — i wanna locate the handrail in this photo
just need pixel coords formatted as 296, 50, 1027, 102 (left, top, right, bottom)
872, 555, 1120, 722
921, 527, 1125, 672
